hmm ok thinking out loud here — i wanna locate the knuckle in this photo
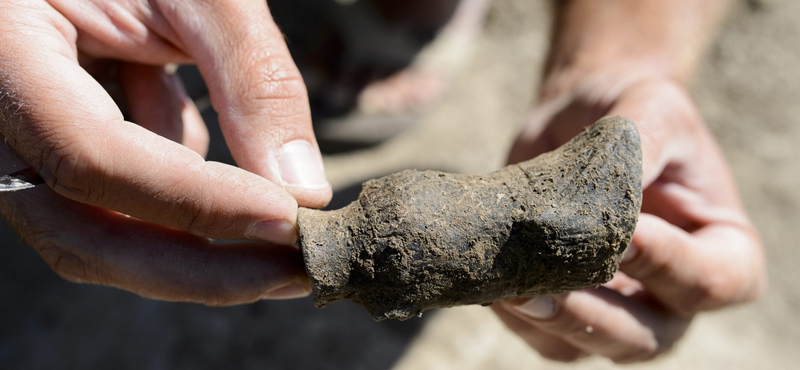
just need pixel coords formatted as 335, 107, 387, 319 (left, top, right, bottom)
36, 134, 114, 206
46, 153, 97, 203
42, 144, 77, 191
627, 247, 673, 286
182, 197, 219, 236
17, 210, 110, 288
236, 51, 308, 116
695, 281, 731, 309
664, 270, 745, 315
679, 232, 769, 312
172, 162, 260, 238
681, 274, 744, 314
35, 243, 95, 284
167, 166, 227, 237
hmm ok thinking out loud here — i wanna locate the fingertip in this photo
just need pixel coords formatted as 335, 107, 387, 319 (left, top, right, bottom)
624, 214, 674, 275
284, 186, 333, 209
262, 279, 312, 300
492, 302, 589, 363
247, 220, 299, 246
169, 73, 210, 156
275, 140, 332, 208
631, 213, 670, 248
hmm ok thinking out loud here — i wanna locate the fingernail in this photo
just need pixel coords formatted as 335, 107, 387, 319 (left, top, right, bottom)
277, 140, 328, 190
622, 243, 638, 263
247, 220, 298, 245
513, 296, 557, 320
264, 282, 311, 300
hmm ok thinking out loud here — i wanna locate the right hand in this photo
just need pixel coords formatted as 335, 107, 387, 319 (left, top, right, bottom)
0, 0, 332, 305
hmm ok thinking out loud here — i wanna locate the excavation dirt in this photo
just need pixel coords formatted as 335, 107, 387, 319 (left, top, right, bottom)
299, 116, 642, 320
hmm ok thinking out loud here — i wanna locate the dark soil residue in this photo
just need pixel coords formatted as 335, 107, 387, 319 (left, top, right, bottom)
299, 116, 642, 320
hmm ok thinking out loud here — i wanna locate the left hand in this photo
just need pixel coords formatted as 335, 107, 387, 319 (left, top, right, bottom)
493, 75, 766, 363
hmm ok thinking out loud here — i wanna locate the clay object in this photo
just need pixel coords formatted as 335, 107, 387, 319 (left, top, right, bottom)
298, 116, 643, 321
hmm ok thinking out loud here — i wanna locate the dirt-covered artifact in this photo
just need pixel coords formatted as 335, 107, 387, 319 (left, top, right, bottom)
298, 116, 643, 321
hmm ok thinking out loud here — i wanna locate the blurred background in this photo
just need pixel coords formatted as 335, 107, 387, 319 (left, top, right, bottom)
2, 0, 799, 368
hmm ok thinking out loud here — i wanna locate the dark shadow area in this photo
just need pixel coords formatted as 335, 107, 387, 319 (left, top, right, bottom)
179, 0, 456, 155
325, 180, 363, 210
0, 224, 428, 369
0, 172, 428, 370
269, 0, 449, 118
176, 66, 234, 165
0, 73, 429, 370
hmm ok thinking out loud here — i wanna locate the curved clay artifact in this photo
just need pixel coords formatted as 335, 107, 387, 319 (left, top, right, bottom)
298, 116, 643, 321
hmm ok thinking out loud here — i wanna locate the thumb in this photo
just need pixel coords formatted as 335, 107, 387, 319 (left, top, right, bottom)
159, 0, 331, 208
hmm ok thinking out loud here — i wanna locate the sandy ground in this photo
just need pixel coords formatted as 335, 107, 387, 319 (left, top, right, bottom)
2, 0, 799, 369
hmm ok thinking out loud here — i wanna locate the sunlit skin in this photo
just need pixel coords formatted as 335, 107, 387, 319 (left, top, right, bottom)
0, 0, 334, 303
0, 0, 766, 363
494, 0, 765, 363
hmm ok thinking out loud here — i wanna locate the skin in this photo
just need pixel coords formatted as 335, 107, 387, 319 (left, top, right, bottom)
0, 0, 766, 363
493, 0, 766, 363
0, 0, 333, 304
0, 0, 476, 306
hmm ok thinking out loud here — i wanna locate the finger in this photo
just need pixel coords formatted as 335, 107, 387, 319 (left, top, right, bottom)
46, 0, 191, 64
158, 0, 332, 208
0, 186, 309, 304
118, 63, 210, 156
608, 80, 700, 188
505, 290, 691, 363
602, 271, 645, 297
173, 73, 211, 157
508, 78, 691, 170
492, 304, 588, 362
0, 4, 299, 244
507, 95, 591, 164
621, 214, 766, 315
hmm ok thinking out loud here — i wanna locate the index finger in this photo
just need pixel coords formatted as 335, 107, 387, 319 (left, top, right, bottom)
159, 0, 332, 208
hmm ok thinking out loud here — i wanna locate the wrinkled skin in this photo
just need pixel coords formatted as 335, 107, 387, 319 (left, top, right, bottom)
0, 0, 334, 304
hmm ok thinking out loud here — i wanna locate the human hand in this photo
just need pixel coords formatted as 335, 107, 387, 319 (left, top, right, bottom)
493, 75, 766, 363
0, 0, 332, 304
